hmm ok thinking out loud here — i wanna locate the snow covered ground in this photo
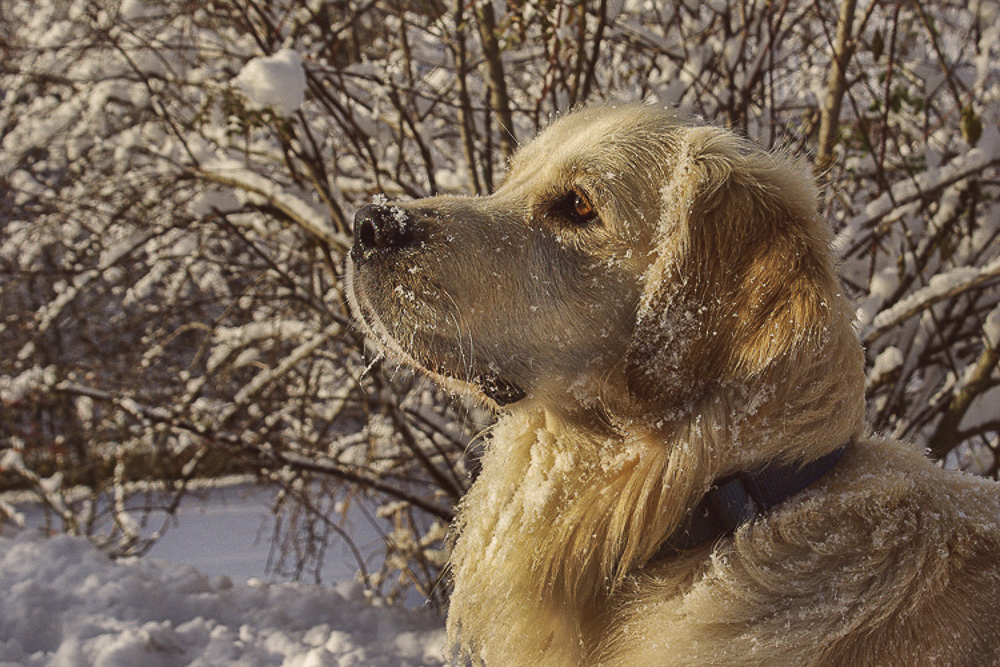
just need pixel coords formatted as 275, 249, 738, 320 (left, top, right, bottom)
0, 486, 447, 666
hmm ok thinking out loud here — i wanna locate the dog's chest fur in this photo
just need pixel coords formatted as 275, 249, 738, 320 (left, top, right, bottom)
447, 411, 621, 663
446, 408, 699, 664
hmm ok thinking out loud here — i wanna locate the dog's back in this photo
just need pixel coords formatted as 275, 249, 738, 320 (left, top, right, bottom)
598, 436, 1000, 666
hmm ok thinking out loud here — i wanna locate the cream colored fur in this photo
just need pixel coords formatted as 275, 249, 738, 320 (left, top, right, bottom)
346, 104, 1000, 665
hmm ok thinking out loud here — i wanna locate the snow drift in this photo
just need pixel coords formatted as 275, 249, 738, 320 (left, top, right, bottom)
0, 533, 445, 666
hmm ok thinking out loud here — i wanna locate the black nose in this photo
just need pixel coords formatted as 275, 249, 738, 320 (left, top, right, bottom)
352, 203, 416, 262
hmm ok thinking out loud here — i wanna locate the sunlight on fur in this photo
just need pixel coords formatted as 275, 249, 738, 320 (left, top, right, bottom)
346, 104, 1000, 665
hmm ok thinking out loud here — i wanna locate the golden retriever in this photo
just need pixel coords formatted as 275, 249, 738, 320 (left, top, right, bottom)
345, 104, 1000, 666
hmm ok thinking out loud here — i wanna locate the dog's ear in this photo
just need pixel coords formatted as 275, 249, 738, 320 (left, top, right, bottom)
625, 127, 838, 415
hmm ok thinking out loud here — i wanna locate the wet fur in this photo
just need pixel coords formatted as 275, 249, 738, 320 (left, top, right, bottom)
346, 105, 1000, 665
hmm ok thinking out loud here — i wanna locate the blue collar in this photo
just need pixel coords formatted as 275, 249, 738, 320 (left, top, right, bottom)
653, 445, 848, 559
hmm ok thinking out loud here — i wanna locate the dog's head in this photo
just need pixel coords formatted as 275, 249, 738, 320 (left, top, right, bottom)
346, 104, 864, 433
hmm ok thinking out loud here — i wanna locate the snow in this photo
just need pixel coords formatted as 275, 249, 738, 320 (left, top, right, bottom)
0, 488, 447, 666
119, 0, 162, 21
866, 346, 904, 390
233, 49, 307, 117
985, 304, 1000, 350
0, 365, 56, 403
197, 159, 349, 249
866, 254, 1000, 339
835, 125, 1000, 257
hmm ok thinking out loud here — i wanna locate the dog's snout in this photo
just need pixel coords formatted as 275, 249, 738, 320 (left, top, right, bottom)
352, 203, 416, 262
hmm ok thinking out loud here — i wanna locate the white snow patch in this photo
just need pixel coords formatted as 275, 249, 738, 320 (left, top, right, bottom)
233, 49, 307, 116
0, 365, 56, 403
119, 0, 161, 20
835, 125, 1000, 255
984, 304, 1000, 350
0, 533, 446, 666
867, 346, 904, 390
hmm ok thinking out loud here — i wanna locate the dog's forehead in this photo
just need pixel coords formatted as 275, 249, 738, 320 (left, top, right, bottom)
534, 109, 632, 155
506, 106, 673, 184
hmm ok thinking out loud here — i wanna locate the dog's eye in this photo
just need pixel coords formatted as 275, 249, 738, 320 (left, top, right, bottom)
572, 190, 596, 221
553, 187, 599, 226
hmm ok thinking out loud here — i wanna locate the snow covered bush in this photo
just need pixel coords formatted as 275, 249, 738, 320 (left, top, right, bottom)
1, 0, 999, 603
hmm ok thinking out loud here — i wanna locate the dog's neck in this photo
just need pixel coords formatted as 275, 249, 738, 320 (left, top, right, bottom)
447, 335, 865, 663
652, 443, 848, 557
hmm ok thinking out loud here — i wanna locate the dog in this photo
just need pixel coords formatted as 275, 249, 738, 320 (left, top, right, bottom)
345, 104, 1000, 665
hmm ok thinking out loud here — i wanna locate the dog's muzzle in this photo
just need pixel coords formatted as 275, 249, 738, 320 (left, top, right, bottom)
348, 202, 527, 408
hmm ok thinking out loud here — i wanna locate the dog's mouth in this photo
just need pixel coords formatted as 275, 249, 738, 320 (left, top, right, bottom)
344, 254, 526, 407
477, 373, 526, 406
343, 254, 421, 370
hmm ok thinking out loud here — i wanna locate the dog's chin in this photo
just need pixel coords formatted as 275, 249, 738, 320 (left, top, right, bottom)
413, 366, 527, 410
345, 256, 526, 409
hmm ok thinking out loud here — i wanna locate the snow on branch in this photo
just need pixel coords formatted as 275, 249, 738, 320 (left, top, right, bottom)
835, 127, 1000, 258
864, 256, 1000, 343
196, 160, 351, 251
232, 49, 307, 117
